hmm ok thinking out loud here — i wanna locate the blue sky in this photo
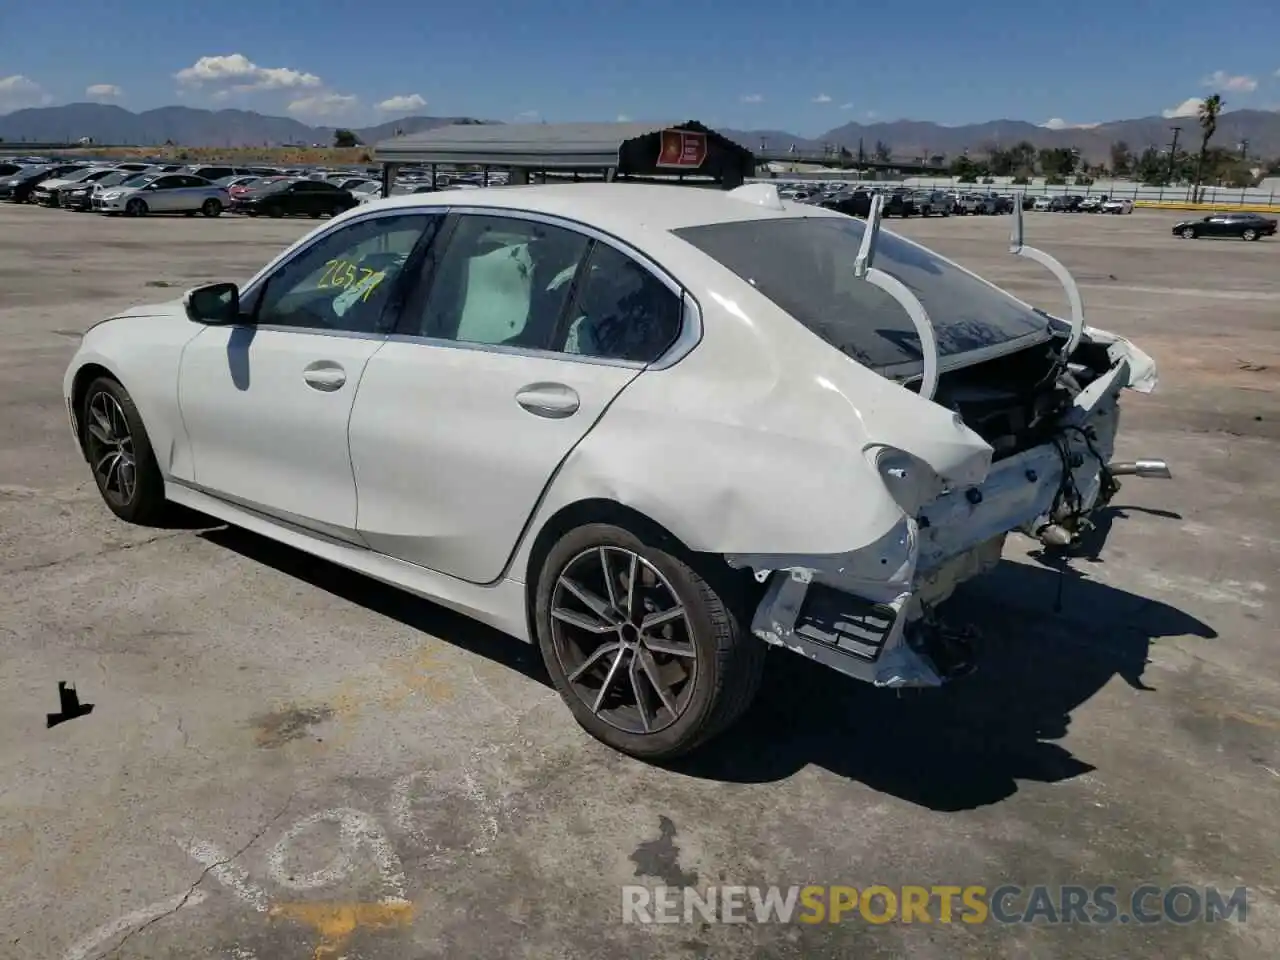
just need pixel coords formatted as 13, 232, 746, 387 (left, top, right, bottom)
2, 0, 1279, 131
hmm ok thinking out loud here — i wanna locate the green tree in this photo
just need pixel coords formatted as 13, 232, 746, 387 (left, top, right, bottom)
987, 147, 1015, 176
1109, 140, 1132, 176
333, 128, 362, 148
1192, 94, 1223, 202
1134, 146, 1168, 185
1037, 146, 1077, 177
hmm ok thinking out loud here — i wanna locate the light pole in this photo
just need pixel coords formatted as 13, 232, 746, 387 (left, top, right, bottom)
1166, 126, 1181, 184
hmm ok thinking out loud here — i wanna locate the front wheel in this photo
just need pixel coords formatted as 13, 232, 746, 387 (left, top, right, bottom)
201, 199, 222, 217
1242, 228, 1258, 241
535, 523, 765, 760
80, 377, 168, 525
1181, 227, 1196, 239
125, 198, 147, 217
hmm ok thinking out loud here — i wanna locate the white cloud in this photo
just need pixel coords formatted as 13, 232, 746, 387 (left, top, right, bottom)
0, 74, 52, 111
839, 102, 853, 110
616, 113, 631, 122
1041, 117, 1101, 129
376, 93, 426, 113
175, 54, 322, 92
813, 93, 832, 103
1162, 97, 1204, 119
1202, 70, 1256, 92
865, 110, 878, 119
287, 92, 360, 119
85, 83, 123, 100
740, 93, 763, 103
516, 109, 540, 120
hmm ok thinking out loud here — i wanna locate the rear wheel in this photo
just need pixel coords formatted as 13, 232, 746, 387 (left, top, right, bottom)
1181, 227, 1197, 239
80, 377, 168, 525
267, 205, 284, 218
535, 523, 765, 760
201, 198, 222, 217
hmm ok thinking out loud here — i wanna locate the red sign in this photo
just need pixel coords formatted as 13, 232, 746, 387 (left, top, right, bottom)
656, 129, 708, 169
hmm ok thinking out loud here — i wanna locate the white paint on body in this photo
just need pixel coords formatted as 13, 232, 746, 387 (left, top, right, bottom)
62, 889, 210, 960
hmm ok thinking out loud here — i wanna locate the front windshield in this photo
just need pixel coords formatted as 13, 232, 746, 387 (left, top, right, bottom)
118, 173, 158, 188
247, 178, 294, 194
93, 171, 130, 187
672, 216, 1050, 371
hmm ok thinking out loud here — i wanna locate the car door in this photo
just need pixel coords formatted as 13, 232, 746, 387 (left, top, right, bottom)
348, 211, 688, 583
176, 210, 443, 540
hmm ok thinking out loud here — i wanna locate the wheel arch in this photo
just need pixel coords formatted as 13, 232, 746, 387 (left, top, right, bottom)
69, 361, 121, 456
521, 497, 759, 648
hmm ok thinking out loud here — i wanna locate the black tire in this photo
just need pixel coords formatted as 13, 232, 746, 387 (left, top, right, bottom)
126, 197, 147, 217
1181, 227, 1196, 239
267, 205, 284, 218
201, 198, 222, 217
330, 204, 345, 217
80, 376, 169, 525
1242, 228, 1258, 241
535, 522, 766, 760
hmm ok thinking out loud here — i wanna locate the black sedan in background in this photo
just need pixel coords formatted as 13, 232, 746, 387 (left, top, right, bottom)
1, 164, 87, 202
60, 169, 133, 211
231, 178, 359, 218
1173, 212, 1277, 241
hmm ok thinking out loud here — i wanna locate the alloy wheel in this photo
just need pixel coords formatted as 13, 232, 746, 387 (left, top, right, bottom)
85, 391, 137, 507
550, 546, 698, 735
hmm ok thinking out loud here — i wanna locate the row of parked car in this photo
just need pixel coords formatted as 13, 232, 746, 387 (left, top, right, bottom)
1026, 193, 1135, 214
0, 156, 496, 221
0, 157, 386, 218
770, 179, 1143, 219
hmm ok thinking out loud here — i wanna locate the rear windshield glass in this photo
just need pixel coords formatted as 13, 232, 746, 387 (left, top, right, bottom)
671, 216, 1049, 370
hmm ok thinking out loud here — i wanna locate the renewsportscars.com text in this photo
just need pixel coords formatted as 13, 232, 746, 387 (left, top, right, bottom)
621, 884, 1248, 925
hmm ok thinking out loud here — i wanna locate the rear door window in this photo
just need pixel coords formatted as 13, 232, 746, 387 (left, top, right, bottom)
672, 216, 1050, 372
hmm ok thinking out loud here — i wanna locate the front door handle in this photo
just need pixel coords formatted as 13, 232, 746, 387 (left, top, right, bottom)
303, 362, 346, 391
515, 382, 580, 419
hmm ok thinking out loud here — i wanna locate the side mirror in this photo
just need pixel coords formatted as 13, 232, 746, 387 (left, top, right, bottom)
184, 282, 240, 324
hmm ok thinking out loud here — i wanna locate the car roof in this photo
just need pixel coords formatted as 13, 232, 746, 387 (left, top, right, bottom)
361, 182, 837, 234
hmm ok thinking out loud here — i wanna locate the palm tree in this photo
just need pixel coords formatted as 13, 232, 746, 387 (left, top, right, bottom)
1193, 94, 1223, 202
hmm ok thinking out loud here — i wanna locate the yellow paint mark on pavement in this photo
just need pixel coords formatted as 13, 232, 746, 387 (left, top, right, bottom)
270, 899, 415, 959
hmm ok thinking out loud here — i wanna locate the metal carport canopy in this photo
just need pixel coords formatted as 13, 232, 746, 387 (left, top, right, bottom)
374, 120, 741, 169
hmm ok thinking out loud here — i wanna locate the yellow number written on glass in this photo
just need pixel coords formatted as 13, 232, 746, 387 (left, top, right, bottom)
316, 259, 387, 301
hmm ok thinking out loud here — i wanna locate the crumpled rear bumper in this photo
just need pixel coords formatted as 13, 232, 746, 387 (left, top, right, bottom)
733, 334, 1163, 688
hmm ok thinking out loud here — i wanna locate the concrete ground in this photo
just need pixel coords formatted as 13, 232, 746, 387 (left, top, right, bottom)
2, 201, 1277, 959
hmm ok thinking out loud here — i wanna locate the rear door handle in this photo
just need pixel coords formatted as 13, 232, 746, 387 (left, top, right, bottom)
515, 383, 579, 419
303, 362, 346, 391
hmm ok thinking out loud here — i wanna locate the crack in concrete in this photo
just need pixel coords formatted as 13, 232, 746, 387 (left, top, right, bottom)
6, 530, 189, 577
89, 794, 295, 960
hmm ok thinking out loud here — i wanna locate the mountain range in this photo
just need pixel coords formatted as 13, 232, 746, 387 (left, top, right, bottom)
2, 103, 1279, 163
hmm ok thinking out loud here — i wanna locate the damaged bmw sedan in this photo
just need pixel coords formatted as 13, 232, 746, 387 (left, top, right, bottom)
62, 182, 1168, 760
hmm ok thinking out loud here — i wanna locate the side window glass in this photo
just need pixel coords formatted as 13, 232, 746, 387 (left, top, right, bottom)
559, 242, 683, 363
413, 215, 589, 349
253, 214, 438, 334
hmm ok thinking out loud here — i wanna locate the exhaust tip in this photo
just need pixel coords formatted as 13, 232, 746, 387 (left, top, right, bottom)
1108, 458, 1172, 479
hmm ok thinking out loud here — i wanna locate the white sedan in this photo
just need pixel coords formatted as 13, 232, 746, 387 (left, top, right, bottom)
63, 183, 1167, 759
93, 172, 230, 216
1102, 198, 1135, 214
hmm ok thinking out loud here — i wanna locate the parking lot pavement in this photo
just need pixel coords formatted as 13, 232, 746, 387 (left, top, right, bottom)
2, 202, 1278, 959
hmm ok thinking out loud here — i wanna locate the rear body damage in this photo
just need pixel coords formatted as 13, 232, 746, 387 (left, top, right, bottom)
725, 193, 1169, 688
